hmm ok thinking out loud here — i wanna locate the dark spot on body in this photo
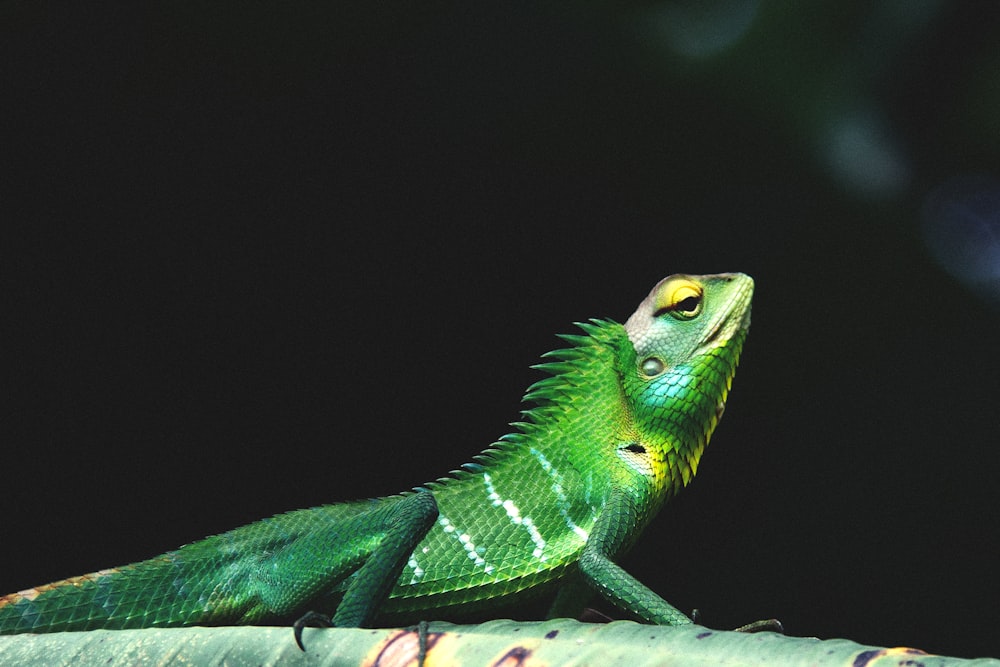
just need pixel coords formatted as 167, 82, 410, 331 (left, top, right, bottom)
544, 630, 558, 639
696, 631, 713, 639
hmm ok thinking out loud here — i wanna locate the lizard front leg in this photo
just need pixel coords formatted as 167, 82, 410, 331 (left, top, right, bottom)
571, 487, 692, 626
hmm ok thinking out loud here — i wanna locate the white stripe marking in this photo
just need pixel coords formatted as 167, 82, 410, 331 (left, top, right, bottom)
530, 448, 590, 540
437, 514, 495, 574
406, 554, 425, 583
484, 472, 548, 561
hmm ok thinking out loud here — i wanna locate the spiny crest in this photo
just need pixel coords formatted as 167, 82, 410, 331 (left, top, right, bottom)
413, 319, 618, 492
523, 319, 613, 405
514, 320, 612, 423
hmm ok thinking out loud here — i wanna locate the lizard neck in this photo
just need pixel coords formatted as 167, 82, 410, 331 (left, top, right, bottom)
505, 317, 746, 510
433, 317, 745, 531
623, 326, 747, 500
464, 321, 645, 515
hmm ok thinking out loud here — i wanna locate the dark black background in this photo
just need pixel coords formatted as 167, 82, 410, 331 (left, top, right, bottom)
3, 2, 999, 659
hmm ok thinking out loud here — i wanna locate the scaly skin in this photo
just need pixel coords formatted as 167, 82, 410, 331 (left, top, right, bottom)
0, 272, 753, 634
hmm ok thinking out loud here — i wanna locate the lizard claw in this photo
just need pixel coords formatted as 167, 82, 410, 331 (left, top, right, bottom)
293, 610, 333, 651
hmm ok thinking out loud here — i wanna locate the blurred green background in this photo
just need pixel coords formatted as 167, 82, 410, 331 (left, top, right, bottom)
4, 1, 1000, 658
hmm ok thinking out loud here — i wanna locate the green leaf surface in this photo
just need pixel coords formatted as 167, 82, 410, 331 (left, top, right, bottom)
1, 619, 998, 666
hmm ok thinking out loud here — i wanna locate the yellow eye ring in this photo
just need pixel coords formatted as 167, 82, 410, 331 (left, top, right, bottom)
653, 279, 703, 320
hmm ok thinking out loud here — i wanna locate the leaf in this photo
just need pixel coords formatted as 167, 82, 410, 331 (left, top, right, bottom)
1, 619, 997, 666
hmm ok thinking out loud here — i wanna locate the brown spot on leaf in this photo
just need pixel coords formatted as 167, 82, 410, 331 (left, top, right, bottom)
852, 647, 929, 667
370, 627, 442, 667
493, 646, 531, 667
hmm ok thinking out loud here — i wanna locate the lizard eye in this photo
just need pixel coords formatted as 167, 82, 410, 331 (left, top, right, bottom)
653, 279, 703, 320
674, 294, 701, 314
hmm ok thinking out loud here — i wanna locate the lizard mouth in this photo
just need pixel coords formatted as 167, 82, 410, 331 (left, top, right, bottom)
699, 308, 746, 352
698, 281, 752, 354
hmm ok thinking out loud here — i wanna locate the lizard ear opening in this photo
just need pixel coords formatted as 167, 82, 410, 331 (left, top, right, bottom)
640, 357, 666, 377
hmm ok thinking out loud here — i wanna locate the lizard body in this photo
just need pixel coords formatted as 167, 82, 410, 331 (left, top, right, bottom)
0, 273, 753, 634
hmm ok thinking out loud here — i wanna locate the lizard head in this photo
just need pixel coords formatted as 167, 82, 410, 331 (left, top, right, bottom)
620, 273, 754, 492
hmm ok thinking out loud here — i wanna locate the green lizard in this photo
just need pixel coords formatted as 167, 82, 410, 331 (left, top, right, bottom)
0, 272, 756, 643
